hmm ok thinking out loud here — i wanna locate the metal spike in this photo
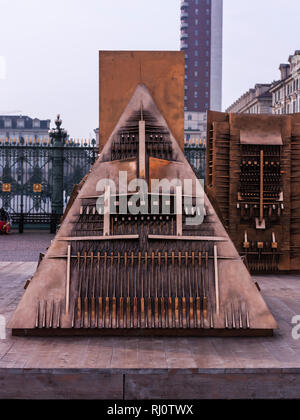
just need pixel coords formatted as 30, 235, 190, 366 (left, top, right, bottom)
35, 301, 40, 328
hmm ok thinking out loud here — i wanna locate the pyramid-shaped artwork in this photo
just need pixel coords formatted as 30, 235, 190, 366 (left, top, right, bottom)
8, 85, 277, 336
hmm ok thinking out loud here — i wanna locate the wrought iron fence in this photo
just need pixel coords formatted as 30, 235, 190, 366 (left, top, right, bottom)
0, 136, 96, 232
184, 138, 206, 180
0, 134, 206, 232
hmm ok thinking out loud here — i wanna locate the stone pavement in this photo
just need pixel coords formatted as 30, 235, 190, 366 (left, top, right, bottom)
0, 230, 54, 261
0, 261, 300, 398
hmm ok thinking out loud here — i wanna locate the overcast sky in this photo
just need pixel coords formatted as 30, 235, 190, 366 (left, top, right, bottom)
0, 0, 300, 138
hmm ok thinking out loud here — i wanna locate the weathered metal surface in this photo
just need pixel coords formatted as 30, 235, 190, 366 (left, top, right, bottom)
8, 85, 276, 336
206, 111, 300, 272
99, 51, 185, 152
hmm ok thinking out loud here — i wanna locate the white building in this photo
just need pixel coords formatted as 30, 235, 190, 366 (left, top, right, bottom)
226, 84, 274, 114
0, 115, 50, 140
184, 111, 207, 146
271, 51, 300, 115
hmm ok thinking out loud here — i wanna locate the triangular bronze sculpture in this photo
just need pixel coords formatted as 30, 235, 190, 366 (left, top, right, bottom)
8, 85, 277, 336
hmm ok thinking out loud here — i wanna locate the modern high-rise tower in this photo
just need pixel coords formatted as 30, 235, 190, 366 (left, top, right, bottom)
180, 0, 223, 143
181, 0, 223, 112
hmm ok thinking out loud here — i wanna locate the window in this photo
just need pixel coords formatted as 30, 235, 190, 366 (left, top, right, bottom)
195, 40, 198, 46
195, 29, 198, 36
184, 85, 188, 90
194, 60, 198, 67
195, 19, 198, 25
205, 71, 209, 77
194, 102, 198, 109
194, 81, 198, 87
205, 103, 209, 109
188, 114, 192, 120
194, 50, 198, 56
194, 91, 198, 98
33, 119, 40, 128
206, 40, 209, 47
4, 119, 11, 128
206, 19, 210, 25
195, 0, 198, 4
195, 8, 198, 14
205, 91, 209, 98
206, 50, 209, 56
205, 81, 209, 87
205, 61, 209, 67
17, 119, 24, 128
194, 71, 198, 77
206, 30, 209, 36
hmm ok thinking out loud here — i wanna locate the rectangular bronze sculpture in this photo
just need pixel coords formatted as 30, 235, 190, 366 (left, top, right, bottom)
206, 111, 300, 272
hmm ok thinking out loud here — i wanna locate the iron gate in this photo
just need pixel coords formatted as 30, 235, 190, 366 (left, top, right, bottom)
0, 136, 96, 232
0, 135, 206, 232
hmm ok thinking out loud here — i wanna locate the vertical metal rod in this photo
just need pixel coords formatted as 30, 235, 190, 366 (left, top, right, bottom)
147, 252, 154, 328
112, 252, 117, 329
260, 149, 264, 222
141, 252, 146, 328
35, 301, 40, 328
189, 251, 195, 328
196, 251, 201, 328
105, 252, 112, 328
139, 119, 146, 178
119, 252, 125, 328
126, 252, 131, 328
214, 245, 220, 316
97, 252, 103, 328
134, 253, 140, 328
174, 251, 179, 328
182, 252, 187, 328
155, 252, 160, 328
56, 301, 61, 328
49, 300, 54, 329
91, 251, 97, 326
77, 252, 82, 321
168, 252, 173, 328
65, 244, 71, 315
84, 251, 91, 327
103, 185, 110, 236
161, 252, 167, 328
176, 186, 182, 236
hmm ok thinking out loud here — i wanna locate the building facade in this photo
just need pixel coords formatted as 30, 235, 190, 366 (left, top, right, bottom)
0, 115, 50, 140
225, 83, 273, 114
271, 51, 300, 115
180, 0, 223, 142
226, 51, 300, 116
184, 111, 207, 144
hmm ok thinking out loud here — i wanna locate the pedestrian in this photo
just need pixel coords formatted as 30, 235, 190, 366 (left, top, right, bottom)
0, 207, 11, 234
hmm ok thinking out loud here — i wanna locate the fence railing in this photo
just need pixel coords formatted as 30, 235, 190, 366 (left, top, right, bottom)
0, 135, 206, 232
0, 136, 96, 232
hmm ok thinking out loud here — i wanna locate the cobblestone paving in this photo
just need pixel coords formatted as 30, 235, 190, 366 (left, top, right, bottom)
0, 230, 54, 261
